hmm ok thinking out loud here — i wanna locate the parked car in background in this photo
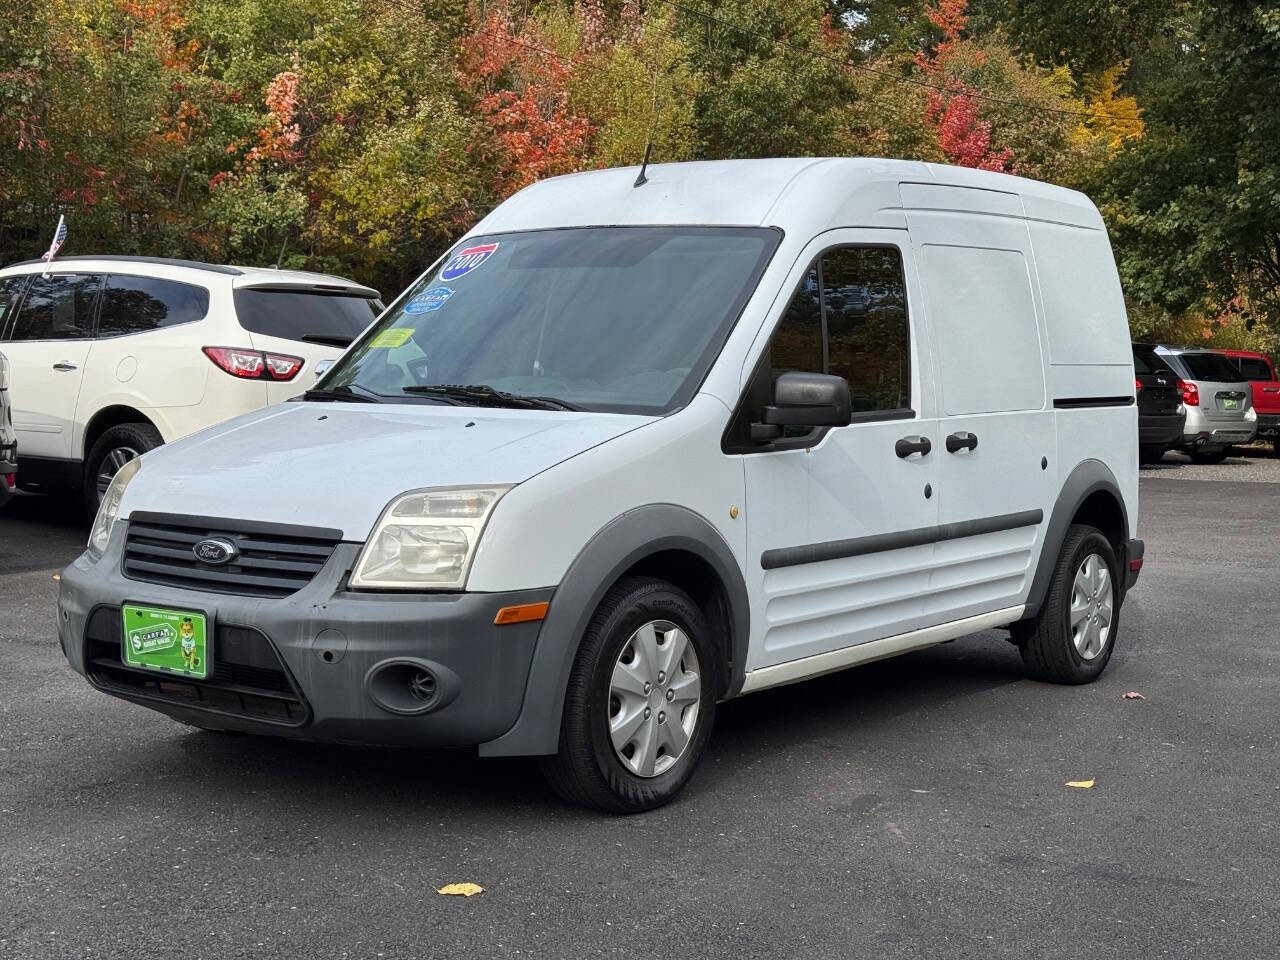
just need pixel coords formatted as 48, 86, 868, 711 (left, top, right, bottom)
1132, 342, 1185, 463
1153, 345, 1256, 463
0, 256, 381, 515
1216, 348, 1280, 457
59, 158, 1143, 812
0, 351, 16, 506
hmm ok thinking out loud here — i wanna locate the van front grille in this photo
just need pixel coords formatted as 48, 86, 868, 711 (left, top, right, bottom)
84, 606, 310, 725
123, 517, 339, 598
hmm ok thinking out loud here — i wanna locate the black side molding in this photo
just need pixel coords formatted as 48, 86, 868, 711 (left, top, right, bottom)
1054, 396, 1135, 409
761, 509, 1044, 570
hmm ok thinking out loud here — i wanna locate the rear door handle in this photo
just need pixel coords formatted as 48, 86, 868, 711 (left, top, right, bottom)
52, 361, 78, 372
895, 435, 932, 459
945, 431, 978, 453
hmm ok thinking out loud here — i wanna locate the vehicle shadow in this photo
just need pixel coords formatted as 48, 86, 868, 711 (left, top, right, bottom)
137, 632, 1027, 820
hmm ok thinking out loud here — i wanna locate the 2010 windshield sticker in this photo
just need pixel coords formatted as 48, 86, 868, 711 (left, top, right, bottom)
441, 242, 498, 281
403, 286, 454, 315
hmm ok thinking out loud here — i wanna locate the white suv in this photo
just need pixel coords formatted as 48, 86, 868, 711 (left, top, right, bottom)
59, 160, 1144, 812
0, 256, 380, 514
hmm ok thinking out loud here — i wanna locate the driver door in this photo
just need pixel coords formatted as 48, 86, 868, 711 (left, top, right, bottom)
736, 231, 940, 671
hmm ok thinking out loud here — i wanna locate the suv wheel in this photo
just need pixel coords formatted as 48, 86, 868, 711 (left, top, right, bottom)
1012, 524, 1120, 684
1138, 444, 1166, 464
540, 577, 720, 813
83, 422, 162, 518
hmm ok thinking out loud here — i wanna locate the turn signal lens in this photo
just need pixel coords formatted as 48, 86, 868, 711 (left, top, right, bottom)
203, 346, 304, 381
1177, 379, 1200, 407
494, 601, 550, 625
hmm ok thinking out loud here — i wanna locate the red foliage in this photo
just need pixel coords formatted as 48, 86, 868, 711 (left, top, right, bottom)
459, 4, 594, 195
917, 0, 1011, 173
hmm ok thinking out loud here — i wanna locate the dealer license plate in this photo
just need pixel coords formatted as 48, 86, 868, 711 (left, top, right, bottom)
1223, 396, 1241, 410
121, 604, 210, 679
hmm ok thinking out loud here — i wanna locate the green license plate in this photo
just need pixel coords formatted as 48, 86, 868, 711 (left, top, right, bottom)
1224, 397, 1241, 409
121, 604, 210, 679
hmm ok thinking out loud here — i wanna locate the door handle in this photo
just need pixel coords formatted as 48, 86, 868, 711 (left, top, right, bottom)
52, 361, 79, 372
946, 431, 979, 453
895, 435, 932, 459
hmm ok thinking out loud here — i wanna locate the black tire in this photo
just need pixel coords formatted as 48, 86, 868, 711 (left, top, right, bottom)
1012, 524, 1120, 684
82, 422, 162, 518
540, 577, 721, 813
1138, 444, 1166, 464
1189, 447, 1228, 464
1272, 440, 1279, 460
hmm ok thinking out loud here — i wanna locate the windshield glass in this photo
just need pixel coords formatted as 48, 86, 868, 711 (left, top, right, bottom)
319, 226, 780, 414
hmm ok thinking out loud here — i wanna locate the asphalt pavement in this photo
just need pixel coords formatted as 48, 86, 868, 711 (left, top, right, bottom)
2, 454, 1277, 959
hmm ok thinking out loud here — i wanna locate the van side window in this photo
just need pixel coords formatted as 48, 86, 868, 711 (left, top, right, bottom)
8, 274, 99, 342
822, 247, 910, 411
763, 245, 910, 412
97, 276, 210, 337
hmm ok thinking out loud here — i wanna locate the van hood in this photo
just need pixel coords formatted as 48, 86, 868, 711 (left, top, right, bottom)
121, 402, 655, 539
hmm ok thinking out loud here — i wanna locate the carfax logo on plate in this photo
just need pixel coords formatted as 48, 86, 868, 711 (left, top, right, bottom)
404, 286, 454, 314
441, 242, 498, 281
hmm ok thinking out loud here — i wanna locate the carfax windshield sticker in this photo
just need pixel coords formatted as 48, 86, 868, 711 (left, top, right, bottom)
403, 286, 454, 315
440, 242, 498, 281
369, 328, 414, 349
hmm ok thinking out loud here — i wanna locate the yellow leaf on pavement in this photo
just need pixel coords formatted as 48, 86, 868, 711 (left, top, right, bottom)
437, 882, 485, 897
1066, 779, 1095, 789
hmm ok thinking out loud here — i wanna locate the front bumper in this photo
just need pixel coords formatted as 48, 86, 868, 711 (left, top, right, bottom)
58, 524, 553, 747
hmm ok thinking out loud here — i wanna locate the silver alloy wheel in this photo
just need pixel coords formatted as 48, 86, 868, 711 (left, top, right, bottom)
607, 619, 701, 778
95, 446, 140, 499
1069, 553, 1114, 660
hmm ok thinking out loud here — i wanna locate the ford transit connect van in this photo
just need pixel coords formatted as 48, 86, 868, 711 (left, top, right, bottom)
58, 159, 1144, 812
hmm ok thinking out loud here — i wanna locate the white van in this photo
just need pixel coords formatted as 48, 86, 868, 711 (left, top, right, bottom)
58, 159, 1144, 812
0, 257, 380, 515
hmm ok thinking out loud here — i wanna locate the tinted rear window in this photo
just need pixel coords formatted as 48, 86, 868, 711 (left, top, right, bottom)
1132, 346, 1174, 376
98, 275, 209, 337
1180, 352, 1245, 382
1235, 357, 1274, 381
234, 289, 380, 346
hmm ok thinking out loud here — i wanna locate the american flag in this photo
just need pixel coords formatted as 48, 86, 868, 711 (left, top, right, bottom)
41, 215, 67, 263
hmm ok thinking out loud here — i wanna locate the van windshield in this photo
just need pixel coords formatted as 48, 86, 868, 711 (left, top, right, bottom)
319, 226, 780, 414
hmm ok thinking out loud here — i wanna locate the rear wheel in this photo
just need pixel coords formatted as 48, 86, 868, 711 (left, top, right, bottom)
82, 422, 162, 519
540, 577, 720, 813
1013, 524, 1120, 684
1138, 444, 1166, 464
1189, 447, 1228, 464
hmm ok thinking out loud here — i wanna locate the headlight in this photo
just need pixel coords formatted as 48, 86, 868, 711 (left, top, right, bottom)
351, 486, 510, 590
88, 457, 141, 557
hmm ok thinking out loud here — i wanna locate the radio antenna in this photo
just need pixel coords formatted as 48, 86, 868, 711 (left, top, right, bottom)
633, 142, 652, 188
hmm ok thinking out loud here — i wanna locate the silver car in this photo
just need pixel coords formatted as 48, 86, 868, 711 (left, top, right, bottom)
0, 351, 16, 505
1155, 345, 1257, 463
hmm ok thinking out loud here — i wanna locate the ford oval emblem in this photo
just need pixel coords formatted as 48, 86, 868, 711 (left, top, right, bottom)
193, 538, 238, 566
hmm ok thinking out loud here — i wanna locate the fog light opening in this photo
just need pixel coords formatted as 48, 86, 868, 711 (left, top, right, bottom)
364, 658, 458, 716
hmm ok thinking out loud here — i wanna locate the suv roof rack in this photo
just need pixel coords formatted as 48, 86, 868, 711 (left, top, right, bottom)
3, 255, 243, 275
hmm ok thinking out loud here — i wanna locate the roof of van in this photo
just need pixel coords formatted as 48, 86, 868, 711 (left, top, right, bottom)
472, 157, 1104, 236
0, 255, 378, 297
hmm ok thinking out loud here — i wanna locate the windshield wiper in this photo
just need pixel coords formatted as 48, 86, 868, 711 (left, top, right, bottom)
402, 383, 581, 411
301, 384, 382, 403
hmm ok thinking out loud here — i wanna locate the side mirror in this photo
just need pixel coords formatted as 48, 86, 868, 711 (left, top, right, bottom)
751, 372, 852, 442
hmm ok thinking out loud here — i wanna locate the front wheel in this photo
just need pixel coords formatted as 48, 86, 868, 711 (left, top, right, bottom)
540, 577, 721, 813
1012, 524, 1120, 684
82, 422, 163, 519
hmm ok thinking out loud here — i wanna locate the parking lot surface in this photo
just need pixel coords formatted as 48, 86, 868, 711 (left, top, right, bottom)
2, 455, 1278, 959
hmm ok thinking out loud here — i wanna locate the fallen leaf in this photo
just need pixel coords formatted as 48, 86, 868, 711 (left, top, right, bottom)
1123, 691, 1145, 700
437, 882, 484, 897
1066, 779, 1095, 789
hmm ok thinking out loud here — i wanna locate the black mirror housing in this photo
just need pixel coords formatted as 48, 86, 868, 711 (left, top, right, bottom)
754, 372, 852, 439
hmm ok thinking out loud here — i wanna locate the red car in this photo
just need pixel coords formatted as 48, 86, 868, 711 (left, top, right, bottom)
1217, 349, 1280, 456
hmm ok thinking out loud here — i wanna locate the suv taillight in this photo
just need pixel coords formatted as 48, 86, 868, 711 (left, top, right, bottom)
203, 346, 304, 381
1177, 379, 1200, 406
1135, 378, 1143, 395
